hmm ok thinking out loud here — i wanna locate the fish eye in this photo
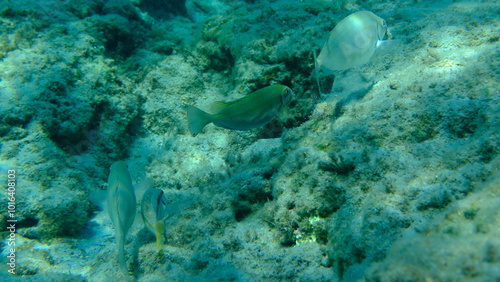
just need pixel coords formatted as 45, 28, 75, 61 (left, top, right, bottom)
381, 20, 387, 27
282, 88, 292, 103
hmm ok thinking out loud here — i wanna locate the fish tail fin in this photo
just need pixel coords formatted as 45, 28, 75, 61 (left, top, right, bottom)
117, 236, 129, 276
187, 105, 212, 136
313, 50, 322, 96
155, 220, 165, 252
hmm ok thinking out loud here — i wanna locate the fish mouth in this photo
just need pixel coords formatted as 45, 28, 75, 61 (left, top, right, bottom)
377, 21, 387, 41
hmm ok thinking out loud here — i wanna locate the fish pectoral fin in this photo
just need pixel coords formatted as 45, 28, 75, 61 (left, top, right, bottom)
375, 39, 402, 52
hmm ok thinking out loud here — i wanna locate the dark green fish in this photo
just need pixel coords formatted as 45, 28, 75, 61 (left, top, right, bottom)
187, 84, 293, 136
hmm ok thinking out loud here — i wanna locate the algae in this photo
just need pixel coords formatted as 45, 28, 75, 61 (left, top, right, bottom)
0, 0, 498, 281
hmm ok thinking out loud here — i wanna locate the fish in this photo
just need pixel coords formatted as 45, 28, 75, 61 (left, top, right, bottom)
187, 84, 293, 136
316, 11, 399, 71
107, 160, 136, 276
141, 188, 168, 251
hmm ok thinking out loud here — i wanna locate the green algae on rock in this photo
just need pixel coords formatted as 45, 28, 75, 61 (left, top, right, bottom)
0, 0, 499, 281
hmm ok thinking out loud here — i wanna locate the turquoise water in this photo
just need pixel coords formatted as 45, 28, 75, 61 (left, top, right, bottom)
0, 0, 499, 280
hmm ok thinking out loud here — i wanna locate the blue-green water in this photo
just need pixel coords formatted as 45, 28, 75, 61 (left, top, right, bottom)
0, 0, 498, 281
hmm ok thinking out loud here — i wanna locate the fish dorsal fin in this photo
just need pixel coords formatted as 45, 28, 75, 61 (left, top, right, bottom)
209, 101, 232, 114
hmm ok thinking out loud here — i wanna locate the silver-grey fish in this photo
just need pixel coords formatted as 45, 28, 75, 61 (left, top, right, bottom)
187, 84, 293, 136
316, 11, 399, 71
141, 188, 168, 251
107, 160, 136, 276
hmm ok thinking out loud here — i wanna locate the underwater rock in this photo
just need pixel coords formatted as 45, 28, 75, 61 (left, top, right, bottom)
133, 0, 187, 19
0, 0, 498, 281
